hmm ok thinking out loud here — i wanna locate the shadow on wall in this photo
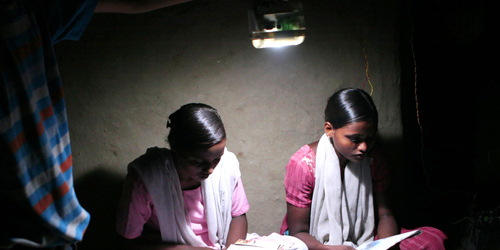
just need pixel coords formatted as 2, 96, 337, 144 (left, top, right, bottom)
74, 168, 125, 249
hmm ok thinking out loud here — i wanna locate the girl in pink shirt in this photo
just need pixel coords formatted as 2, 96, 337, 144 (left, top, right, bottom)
116, 103, 249, 250
281, 88, 446, 250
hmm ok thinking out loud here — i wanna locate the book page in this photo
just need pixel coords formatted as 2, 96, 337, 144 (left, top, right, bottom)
227, 233, 306, 250
356, 230, 422, 250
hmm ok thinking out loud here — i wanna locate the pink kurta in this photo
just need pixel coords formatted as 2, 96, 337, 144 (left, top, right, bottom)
280, 144, 447, 249
117, 174, 249, 246
280, 144, 389, 234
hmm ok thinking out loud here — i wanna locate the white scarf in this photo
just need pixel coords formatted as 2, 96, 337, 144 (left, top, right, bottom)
129, 147, 240, 249
309, 134, 374, 247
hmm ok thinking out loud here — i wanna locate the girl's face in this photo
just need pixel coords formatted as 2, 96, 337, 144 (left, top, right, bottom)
326, 121, 377, 163
176, 139, 226, 182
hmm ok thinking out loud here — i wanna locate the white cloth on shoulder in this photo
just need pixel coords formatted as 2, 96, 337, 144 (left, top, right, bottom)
129, 147, 240, 249
309, 134, 375, 247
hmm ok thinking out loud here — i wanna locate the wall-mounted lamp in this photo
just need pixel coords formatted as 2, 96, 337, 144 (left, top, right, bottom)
248, 0, 305, 49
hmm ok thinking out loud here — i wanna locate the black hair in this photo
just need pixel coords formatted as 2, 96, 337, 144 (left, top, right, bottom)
166, 103, 226, 152
324, 88, 378, 129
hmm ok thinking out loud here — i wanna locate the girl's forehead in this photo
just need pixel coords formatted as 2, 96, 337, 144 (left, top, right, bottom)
184, 140, 226, 159
342, 121, 377, 133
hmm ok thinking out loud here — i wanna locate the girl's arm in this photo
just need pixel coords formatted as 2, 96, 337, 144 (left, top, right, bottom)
374, 190, 399, 239
286, 204, 355, 250
226, 214, 248, 246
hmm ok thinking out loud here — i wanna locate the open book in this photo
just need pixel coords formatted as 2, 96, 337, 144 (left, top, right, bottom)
356, 230, 422, 250
227, 233, 307, 250
227, 230, 420, 250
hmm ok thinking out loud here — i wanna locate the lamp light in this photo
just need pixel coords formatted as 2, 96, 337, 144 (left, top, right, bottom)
248, 0, 305, 49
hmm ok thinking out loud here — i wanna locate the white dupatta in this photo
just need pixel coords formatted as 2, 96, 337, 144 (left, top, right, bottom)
309, 134, 375, 247
129, 147, 240, 249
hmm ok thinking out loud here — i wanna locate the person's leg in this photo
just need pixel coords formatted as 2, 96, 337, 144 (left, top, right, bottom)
399, 227, 447, 250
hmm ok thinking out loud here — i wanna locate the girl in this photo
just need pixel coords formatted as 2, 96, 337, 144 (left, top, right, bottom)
280, 88, 446, 250
117, 103, 249, 250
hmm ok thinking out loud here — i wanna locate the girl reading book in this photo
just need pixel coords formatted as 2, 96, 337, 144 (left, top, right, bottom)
280, 88, 447, 250
117, 103, 249, 250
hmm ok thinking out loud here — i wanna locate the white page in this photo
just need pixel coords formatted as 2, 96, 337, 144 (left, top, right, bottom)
356, 230, 422, 250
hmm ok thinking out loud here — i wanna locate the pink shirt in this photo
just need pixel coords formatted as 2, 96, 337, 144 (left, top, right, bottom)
280, 144, 390, 234
117, 174, 250, 245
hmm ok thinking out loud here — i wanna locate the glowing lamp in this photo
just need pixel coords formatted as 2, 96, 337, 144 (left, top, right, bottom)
248, 0, 305, 49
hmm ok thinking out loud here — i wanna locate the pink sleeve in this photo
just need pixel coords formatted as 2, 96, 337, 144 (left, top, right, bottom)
284, 145, 316, 208
116, 172, 154, 239
231, 178, 250, 217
